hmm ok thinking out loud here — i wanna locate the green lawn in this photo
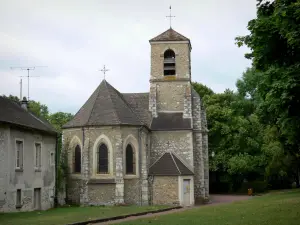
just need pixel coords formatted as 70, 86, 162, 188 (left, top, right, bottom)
119, 189, 300, 225
0, 205, 168, 225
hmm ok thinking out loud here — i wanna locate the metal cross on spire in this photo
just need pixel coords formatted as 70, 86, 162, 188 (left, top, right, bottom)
166, 5, 175, 28
100, 65, 109, 80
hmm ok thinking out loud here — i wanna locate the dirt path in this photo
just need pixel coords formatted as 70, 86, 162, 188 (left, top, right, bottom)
93, 195, 251, 225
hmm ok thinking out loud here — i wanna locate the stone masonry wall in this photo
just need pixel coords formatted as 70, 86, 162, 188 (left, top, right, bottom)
156, 82, 188, 112
192, 89, 205, 201
150, 131, 193, 167
63, 126, 149, 206
150, 42, 191, 114
150, 43, 191, 80
201, 107, 209, 199
152, 176, 179, 205
124, 179, 140, 204
149, 83, 157, 117
183, 84, 192, 118
88, 184, 115, 205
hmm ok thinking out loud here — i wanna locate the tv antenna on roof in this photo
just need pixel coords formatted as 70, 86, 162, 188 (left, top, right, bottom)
10, 66, 47, 101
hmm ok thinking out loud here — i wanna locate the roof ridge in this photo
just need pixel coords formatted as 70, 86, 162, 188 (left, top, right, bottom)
170, 152, 181, 175
106, 82, 143, 124
171, 151, 194, 173
148, 152, 167, 170
104, 80, 121, 124
87, 80, 106, 124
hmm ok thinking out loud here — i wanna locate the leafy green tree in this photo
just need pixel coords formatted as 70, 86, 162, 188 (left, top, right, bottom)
192, 82, 214, 99
236, 0, 300, 186
49, 112, 73, 132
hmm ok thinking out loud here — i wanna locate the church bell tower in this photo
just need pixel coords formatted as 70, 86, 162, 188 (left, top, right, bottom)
149, 28, 192, 118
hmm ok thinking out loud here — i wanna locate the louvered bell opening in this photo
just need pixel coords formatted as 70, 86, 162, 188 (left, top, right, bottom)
164, 63, 176, 76
164, 49, 176, 76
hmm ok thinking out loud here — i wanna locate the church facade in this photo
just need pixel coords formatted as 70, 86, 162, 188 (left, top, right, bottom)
62, 28, 209, 206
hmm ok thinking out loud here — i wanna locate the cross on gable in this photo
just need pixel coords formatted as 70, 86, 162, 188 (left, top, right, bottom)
166, 6, 175, 28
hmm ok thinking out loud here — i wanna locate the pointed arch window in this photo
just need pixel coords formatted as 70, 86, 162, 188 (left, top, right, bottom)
97, 144, 108, 174
164, 49, 176, 76
74, 145, 81, 173
126, 144, 136, 175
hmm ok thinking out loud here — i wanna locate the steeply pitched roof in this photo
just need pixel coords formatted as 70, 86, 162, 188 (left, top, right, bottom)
63, 80, 144, 128
0, 96, 56, 135
149, 152, 193, 176
150, 112, 192, 130
122, 93, 151, 126
149, 28, 190, 42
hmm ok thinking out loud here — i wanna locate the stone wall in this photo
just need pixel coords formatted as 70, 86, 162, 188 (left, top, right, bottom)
201, 108, 209, 199
88, 184, 115, 205
192, 88, 209, 202
66, 178, 82, 204
156, 82, 189, 112
150, 131, 193, 166
63, 126, 149, 206
152, 176, 179, 205
150, 43, 191, 80
0, 126, 56, 212
149, 42, 192, 114
124, 179, 140, 204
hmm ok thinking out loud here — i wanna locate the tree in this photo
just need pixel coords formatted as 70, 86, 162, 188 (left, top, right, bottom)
49, 112, 73, 132
192, 82, 214, 99
235, 0, 300, 186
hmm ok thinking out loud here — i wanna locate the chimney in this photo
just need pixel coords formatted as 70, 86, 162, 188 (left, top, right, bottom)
21, 97, 28, 111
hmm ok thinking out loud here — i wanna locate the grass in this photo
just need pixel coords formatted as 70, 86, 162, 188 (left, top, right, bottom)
119, 189, 300, 225
0, 205, 168, 225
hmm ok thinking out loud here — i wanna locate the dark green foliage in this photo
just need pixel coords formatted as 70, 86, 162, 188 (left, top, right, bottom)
209, 182, 231, 194
236, 0, 300, 187
239, 181, 269, 194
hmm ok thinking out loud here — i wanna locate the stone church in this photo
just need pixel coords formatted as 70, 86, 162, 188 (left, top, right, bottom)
62, 28, 209, 206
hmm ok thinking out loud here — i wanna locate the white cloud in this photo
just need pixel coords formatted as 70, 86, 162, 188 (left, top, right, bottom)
0, 0, 256, 113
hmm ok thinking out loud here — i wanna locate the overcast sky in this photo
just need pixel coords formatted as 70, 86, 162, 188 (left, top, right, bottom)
0, 0, 256, 114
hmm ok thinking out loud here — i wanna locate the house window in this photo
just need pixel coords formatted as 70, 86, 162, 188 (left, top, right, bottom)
73, 145, 81, 173
126, 144, 135, 175
16, 189, 22, 207
16, 140, 23, 169
164, 49, 176, 76
35, 143, 42, 169
97, 144, 108, 174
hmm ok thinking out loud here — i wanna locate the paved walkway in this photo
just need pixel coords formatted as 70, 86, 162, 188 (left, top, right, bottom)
93, 195, 251, 225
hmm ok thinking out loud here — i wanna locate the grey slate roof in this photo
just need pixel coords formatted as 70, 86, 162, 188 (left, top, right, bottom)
122, 93, 151, 126
63, 80, 145, 128
150, 112, 192, 130
149, 28, 190, 42
149, 152, 193, 176
0, 96, 56, 135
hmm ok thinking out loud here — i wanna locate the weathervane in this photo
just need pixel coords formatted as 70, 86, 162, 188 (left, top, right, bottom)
166, 5, 175, 28
100, 65, 109, 80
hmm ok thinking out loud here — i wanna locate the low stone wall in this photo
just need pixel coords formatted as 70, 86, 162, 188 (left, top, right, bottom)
152, 176, 179, 205
88, 184, 115, 205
